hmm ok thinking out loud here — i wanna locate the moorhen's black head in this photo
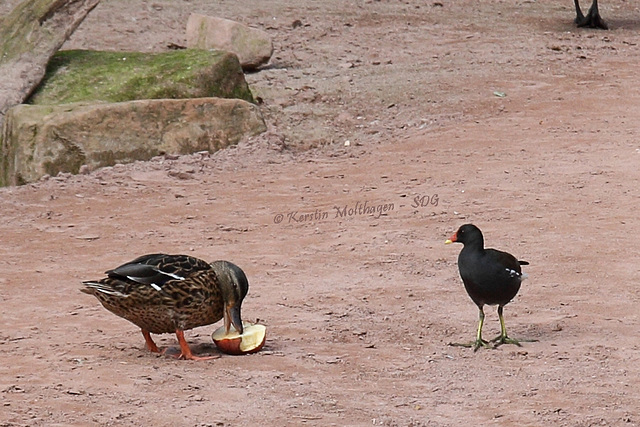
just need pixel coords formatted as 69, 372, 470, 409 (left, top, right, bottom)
445, 223, 484, 247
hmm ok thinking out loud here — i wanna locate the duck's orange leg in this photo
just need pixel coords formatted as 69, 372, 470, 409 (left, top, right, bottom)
141, 329, 161, 353
174, 330, 219, 361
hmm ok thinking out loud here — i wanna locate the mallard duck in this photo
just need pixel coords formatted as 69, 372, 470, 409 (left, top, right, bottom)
446, 224, 529, 351
81, 254, 248, 360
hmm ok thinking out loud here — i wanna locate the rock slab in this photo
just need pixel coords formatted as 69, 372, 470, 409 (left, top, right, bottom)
186, 14, 273, 70
28, 49, 255, 105
1, 98, 266, 186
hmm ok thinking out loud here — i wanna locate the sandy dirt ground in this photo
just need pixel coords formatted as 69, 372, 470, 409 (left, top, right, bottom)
2, 0, 640, 425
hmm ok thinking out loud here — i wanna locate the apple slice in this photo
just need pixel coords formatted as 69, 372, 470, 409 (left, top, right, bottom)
212, 322, 266, 355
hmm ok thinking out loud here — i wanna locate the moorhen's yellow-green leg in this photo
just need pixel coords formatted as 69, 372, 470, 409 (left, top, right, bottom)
490, 305, 522, 347
450, 306, 492, 351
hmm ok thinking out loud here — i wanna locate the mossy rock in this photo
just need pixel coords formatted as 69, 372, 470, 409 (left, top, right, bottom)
27, 49, 255, 105
2, 98, 266, 186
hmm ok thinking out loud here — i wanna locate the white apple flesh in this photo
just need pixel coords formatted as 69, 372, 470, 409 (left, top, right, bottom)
211, 322, 266, 355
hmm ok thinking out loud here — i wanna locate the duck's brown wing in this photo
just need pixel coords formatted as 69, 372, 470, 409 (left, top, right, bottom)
82, 254, 222, 333
106, 254, 212, 287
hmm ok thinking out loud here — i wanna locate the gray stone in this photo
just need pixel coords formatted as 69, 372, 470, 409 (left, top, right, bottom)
1, 97, 266, 186
186, 14, 273, 70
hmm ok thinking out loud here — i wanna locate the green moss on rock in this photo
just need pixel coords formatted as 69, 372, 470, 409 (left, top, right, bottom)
28, 49, 255, 105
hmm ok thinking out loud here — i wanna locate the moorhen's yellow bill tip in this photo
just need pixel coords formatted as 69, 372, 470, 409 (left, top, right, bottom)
445, 231, 458, 244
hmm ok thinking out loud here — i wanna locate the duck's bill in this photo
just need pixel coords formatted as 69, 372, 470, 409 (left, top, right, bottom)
224, 303, 244, 335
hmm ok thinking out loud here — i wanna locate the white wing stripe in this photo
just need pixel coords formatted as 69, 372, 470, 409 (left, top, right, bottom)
89, 286, 128, 298
159, 271, 185, 280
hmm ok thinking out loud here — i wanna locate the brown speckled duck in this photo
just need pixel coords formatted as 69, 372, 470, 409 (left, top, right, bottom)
81, 254, 248, 360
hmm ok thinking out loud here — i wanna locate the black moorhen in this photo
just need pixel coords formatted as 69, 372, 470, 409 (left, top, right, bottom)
446, 224, 529, 351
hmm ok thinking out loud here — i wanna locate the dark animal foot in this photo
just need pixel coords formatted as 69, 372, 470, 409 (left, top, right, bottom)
575, 8, 608, 29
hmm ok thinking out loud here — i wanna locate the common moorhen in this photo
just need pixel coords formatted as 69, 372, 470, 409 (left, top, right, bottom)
446, 224, 529, 351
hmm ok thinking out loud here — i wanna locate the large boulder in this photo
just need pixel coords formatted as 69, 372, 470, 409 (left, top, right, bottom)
186, 14, 273, 70
0, 48, 266, 186
28, 49, 255, 105
1, 97, 266, 186
0, 0, 100, 130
